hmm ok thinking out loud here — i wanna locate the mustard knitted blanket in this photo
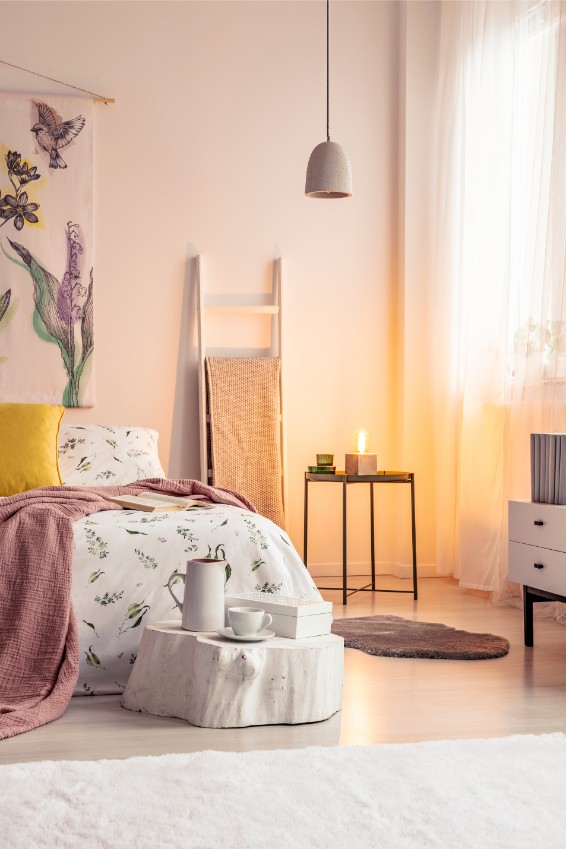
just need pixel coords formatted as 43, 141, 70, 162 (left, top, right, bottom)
205, 356, 285, 529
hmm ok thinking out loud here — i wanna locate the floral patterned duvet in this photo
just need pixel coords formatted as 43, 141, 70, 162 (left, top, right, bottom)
72, 504, 320, 695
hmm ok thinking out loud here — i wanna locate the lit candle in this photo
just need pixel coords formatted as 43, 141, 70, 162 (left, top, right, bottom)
345, 429, 378, 475
357, 429, 368, 453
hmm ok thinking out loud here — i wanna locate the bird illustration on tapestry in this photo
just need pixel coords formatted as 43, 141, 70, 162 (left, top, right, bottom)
30, 102, 85, 169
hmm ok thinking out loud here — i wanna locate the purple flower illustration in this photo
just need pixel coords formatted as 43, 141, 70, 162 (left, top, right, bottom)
56, 222, 86, 327
8, 223, 94, 407
0, 191, 39, 231
0, 151, 41, 232
17, 162, 40, 185
6, 151, 21, 172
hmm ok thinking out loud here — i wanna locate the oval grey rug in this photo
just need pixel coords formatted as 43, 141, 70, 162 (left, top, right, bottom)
331, 615, 510, 659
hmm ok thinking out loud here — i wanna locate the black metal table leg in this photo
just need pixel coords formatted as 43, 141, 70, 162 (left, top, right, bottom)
342, 478, 347, 605
410, 473, 418, 600
303, 474, 309, 568
370, 482, 376, 590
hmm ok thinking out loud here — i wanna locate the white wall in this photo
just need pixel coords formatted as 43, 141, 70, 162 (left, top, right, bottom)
395, 0, 441, 574
0, 1, 438, 576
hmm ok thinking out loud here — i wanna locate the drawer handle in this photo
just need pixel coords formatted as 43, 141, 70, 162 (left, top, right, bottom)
534, 520, 544, 526
534, 563, 545, 569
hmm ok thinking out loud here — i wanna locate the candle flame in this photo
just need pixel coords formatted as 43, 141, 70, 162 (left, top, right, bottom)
357, 429, 368, 454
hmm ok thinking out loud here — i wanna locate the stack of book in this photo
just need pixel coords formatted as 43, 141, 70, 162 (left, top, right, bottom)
104, 494, 214, 512
531, 433, 566, 504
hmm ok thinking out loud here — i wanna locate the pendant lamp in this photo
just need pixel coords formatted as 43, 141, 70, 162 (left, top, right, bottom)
305, 0, 352, 198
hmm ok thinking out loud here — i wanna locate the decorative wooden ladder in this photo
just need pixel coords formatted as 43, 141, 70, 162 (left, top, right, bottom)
195, 255, 287, 521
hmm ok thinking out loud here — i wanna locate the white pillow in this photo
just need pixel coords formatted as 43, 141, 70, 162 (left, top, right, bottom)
58, 425, 166, 486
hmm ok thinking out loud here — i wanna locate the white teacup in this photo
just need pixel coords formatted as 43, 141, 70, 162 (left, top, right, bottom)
228, 606, 272, 636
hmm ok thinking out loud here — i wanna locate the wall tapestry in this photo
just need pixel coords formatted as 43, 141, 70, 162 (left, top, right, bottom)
0, 94, 93, 407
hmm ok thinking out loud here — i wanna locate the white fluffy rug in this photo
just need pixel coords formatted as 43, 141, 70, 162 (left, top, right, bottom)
2, 734, 565, 849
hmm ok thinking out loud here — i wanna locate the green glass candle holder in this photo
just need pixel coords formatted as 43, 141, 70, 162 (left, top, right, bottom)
316, 454, 334, 466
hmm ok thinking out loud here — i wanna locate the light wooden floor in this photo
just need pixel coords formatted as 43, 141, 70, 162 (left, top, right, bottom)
2, 576, 566, 764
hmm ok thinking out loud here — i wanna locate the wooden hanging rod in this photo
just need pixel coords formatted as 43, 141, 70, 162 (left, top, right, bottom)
0, 59, 115, 104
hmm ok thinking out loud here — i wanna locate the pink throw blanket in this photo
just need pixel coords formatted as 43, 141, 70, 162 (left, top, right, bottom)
0, 479, 256, 740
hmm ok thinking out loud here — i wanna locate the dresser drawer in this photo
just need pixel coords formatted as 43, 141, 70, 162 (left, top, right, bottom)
509, 540, 566, 595
509, 500, 566, 551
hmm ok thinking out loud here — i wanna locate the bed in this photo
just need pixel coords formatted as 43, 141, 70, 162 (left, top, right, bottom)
0, 407, 323, 740
57, 424, 321, 695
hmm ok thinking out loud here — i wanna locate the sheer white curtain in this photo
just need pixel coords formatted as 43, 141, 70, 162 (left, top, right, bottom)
432, 0, 566, 596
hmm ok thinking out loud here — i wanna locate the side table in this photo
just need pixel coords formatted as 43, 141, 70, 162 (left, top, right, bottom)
304, 470, 418, 605
121, 622, 344, 728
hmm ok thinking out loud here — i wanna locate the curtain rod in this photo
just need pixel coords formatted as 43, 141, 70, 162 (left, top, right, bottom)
0, 59, 115, 104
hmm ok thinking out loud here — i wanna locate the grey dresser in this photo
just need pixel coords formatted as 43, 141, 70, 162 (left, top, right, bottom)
509, 500, 566, 646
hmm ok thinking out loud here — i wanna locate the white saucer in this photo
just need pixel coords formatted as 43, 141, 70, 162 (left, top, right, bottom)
216, 627, 275, 642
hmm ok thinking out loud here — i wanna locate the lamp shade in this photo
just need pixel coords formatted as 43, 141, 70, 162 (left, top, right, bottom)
305, 140, 353, 198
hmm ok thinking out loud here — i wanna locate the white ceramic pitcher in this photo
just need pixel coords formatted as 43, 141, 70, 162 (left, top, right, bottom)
167, 558, 226, 632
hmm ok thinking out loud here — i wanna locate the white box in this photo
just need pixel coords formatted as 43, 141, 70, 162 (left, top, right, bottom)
224, 593, 333, 639
269, 612, 333, 639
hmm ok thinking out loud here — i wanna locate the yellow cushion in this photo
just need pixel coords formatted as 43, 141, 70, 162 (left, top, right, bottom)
0, 403, 64, 496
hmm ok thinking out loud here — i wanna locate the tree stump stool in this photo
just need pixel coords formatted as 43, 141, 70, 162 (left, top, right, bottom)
121, 621, 344, 728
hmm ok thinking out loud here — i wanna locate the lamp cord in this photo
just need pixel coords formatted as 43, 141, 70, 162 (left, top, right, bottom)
326, 0, 330, 142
